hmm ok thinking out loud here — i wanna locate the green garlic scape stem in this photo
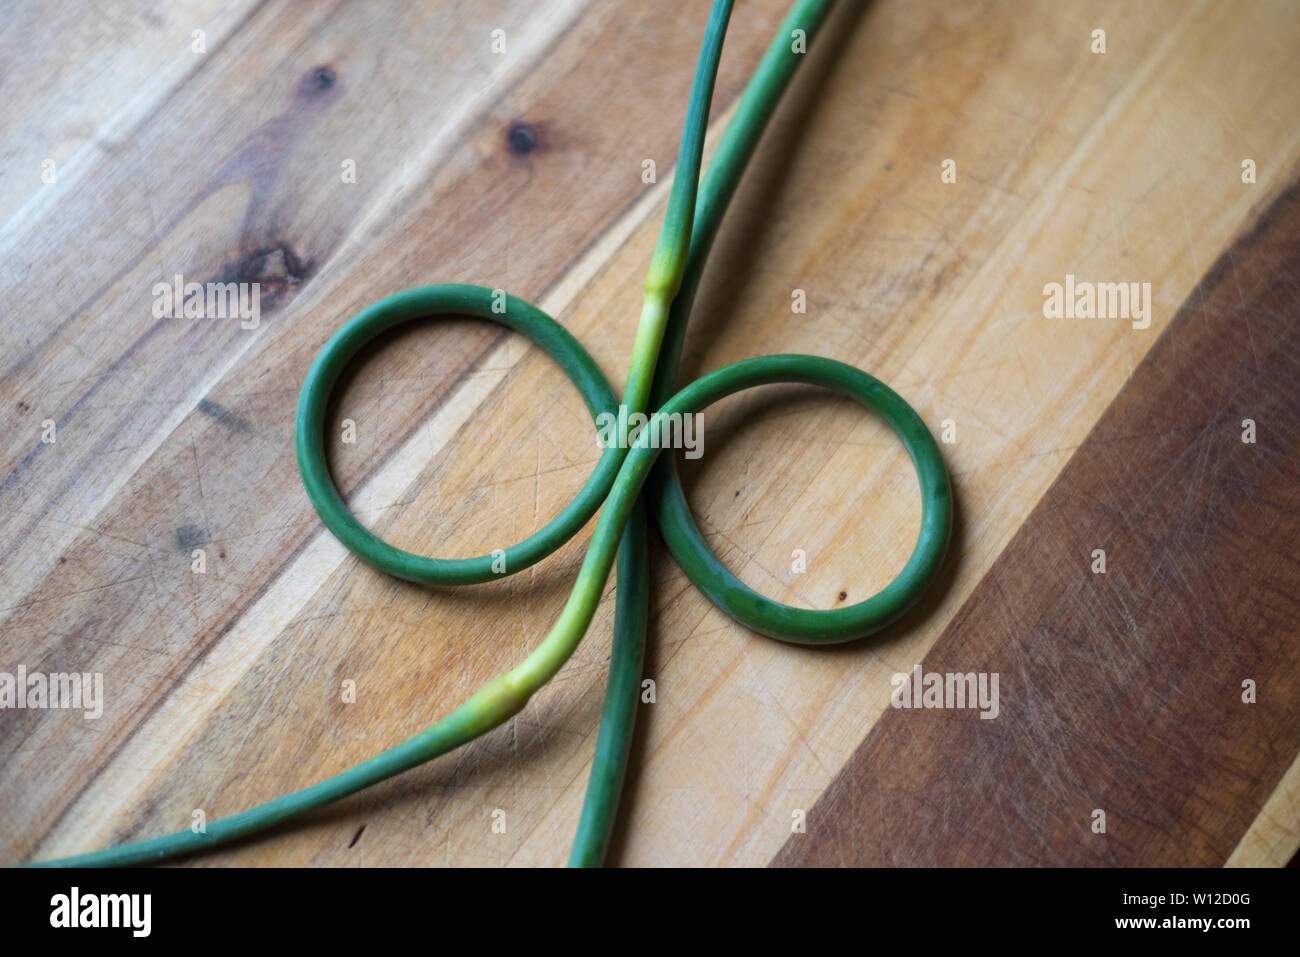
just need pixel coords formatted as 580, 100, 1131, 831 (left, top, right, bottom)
25, 0, 935, 873
29, 0, 954, 870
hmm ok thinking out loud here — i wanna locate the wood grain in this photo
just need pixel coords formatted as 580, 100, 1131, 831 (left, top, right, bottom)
2, 0, 1298, 866
774, 178, 1300, 867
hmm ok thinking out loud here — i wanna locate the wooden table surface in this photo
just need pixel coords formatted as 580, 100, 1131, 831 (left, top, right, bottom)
3, 0, 1299, 867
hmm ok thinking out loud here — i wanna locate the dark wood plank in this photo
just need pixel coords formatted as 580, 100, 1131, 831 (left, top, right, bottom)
775, 179, 1300, 867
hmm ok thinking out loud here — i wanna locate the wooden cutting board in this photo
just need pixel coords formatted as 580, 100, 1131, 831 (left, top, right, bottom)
3, 0, 1298, 867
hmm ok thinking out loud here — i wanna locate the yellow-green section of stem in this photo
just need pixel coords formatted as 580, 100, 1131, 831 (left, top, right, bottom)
505, 292, 672, 700
623, 293, 672, 415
